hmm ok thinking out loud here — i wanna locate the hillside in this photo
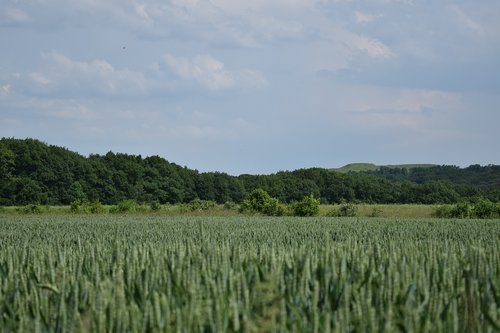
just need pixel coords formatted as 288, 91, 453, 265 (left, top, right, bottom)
334, 163, 437, 173
1, 138, 499, 206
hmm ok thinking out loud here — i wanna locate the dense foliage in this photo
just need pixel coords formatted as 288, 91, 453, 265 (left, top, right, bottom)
0, 216, 498, 332
239, 189, 286, 216
1, 138, 499, 205
435, 197, 500, 219
290, 195, 320, 217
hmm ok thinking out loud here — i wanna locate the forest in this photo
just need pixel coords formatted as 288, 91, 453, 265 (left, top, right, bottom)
1, 138, 499, 206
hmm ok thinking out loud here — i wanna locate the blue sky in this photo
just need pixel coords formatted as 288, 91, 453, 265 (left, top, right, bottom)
1, 0, 499, 175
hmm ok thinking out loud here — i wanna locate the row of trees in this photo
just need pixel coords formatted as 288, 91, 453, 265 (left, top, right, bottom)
370, 164, 500, 189
1, 138, 499, 206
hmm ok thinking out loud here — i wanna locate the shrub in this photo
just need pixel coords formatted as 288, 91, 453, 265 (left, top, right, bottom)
434, 198, 499, 219
18, 204, 44, 214
88, 200, 106, 214
240, 189, 286, 216
70, 200, 82, 213
188, 199, 216, 211
150, 201, 162, 212
449, 201, 472, 218
338, 202, 358, 217
70, 200, 106, 214
326, 202, 358, 217
369, 207, 383, 217
434, 205, 453, 218
291, 195, 320, 217
223, 201, 237, 210
178, 204, 190, 214
472, 197, 497, 218
70, 200, 84, 213
434, 201, 472, 219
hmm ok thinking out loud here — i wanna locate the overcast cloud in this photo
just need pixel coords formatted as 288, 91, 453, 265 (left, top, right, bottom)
1, 0, 499, 174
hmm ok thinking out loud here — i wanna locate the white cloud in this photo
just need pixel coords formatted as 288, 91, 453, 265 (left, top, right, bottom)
209, 0, 320, 14
28, 51, 148, 96
164, 54, 233, 90
338, 86, 463, 129
0, 7, 31, 24
450, 5, 485, 38
346, 34, 395, 59
354, 11, 383, 24
1, 84, 12, 95
163, 53, 267, 90
355, 88, 460, 113
29, 73, 51, 86
50, 104, 100, 121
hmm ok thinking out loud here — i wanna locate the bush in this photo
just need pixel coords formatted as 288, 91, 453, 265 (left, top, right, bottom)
326, 202, 358, 217
369, 207, 383, 217
434, 198, 499, 219
110, 200, 146, 213
178, 204, 189, 214
433, 205, 453, 218
472, 197, 497, 218
239, 189, 286, 216
291, 195, 320, 217
88, 200, 106, 214
339, 202, 358, 217
70, 200, 84, 213
18, 204, 44, 214
434, 202, 471, 218
188, 199, 216, 211
70, 200, 106, 214
150, 201, 162, 212
450, 201, 473, 218
223, 201, 237, 210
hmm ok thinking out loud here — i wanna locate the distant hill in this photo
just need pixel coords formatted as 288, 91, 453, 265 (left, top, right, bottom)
334, 163, 437, 173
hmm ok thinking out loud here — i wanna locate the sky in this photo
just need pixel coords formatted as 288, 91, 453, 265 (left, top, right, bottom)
1, 0, 499, 175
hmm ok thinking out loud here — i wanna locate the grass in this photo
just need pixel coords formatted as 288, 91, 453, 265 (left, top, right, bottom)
321, 204, 438, 218
333, 163, 437, 173
1, 203, 440, 218
333, 163, 380, 173
0, 216, 498, 332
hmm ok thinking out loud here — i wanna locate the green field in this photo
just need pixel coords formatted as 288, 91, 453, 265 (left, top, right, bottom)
0, 216, 499, 332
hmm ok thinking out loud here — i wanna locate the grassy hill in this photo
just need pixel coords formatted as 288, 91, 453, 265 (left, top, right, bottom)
334, 163, 379, 173
334, 163, 437, 173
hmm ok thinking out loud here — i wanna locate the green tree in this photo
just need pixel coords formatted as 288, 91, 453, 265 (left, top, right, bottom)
68, 181, 87, 202
240, 189, 285, 216
472, 197, 497, 218
0, 143, 15, 181
15, 178, 47, 205
291, 195, 320, 217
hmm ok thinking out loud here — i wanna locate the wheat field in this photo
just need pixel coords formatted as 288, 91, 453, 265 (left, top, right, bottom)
0, 216, 498, 332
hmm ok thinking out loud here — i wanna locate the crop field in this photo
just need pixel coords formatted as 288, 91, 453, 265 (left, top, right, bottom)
0, 216, 499, 332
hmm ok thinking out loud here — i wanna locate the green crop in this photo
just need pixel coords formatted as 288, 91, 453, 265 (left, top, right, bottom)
0, 216, 498, 332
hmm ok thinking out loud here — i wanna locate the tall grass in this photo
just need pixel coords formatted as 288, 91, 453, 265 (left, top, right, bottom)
0, 216, 498, 332
3, 203, 440, 218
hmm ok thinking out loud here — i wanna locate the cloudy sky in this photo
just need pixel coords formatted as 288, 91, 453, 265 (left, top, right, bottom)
1, 0, 499, 175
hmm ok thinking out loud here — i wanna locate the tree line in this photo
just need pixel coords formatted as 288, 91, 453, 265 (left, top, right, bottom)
1, 138, 499, 206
